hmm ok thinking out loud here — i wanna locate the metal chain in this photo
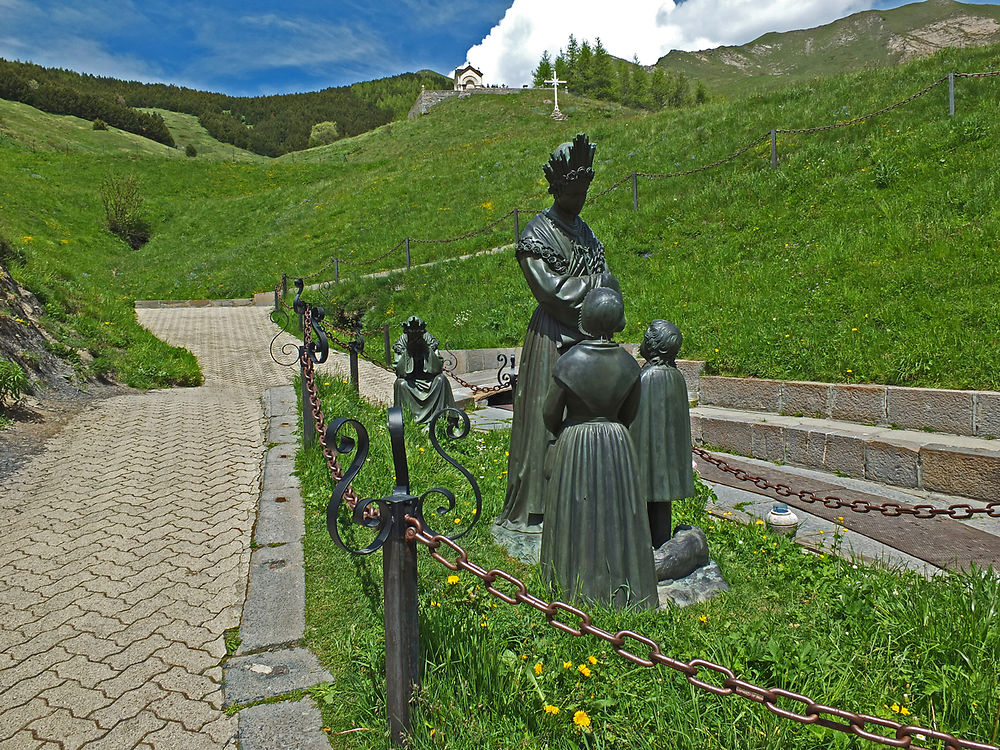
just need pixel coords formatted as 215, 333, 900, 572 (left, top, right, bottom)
442, 367, 510, 395
693, 447, 1000, 520
778, 76, 948, 134
404, 515, 996, 750
409, 210, 516, 245
301, 309, 360, 504
637, 133, 773, 180
955, 71, 1000, 79
337, 240, 407, 267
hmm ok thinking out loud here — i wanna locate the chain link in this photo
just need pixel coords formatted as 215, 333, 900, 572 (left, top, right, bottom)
693, 447, 1000, 520
409, 210, 516, 245
637, 133, 773, 179
442, 367, 511, 396
404, 515, 996, 750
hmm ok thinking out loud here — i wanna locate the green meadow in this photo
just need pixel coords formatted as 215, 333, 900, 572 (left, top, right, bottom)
2, 44, 999, 390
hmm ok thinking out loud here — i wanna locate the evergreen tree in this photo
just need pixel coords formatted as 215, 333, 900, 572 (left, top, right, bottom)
590, 39, 615, 100
532, 51, 554, 87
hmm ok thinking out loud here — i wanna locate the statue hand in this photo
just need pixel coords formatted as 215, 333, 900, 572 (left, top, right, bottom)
599, 272, 620, 292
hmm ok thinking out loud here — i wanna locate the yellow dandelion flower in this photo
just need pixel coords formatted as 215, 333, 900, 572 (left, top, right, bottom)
563, 661, 573, 669
698, 615, 708, 623
534, 662, 543, 675
447, 575, 459, 585
454, 518, 462, 524
577, 665, 591, 677
573, 710, 591, 729
544, 704, 559, 715
588, 656, 597, 665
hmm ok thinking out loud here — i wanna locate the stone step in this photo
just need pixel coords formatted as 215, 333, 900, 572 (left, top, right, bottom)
693, 406, 1000, 503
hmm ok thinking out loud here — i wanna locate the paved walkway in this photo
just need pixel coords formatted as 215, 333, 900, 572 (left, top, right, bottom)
0, 307, 388, 750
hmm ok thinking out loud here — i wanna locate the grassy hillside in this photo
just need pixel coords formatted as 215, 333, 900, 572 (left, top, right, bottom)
140, 109, 265, 163
1, 43, 999, 390
657, 0, 1000, 98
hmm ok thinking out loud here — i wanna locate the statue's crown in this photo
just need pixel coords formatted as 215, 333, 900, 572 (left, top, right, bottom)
543, 133, 596, 187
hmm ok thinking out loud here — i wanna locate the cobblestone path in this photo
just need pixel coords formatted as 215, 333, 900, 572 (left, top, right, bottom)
0, 307, 392, 749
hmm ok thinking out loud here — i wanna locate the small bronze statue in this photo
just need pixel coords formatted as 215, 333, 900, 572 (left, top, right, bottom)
540, 288, 657, 610
498, 134, 619, 535
392, 317, 456, 424
630, 320, 695, 548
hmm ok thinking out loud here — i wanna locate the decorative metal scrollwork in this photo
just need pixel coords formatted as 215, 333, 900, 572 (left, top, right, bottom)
411, 408, 482, 541
268, 307, 300, 367
441, 349, 457, 372
305, 305, 329, 364
349, 325, 365, 356
325, 406, 481, 555
325, 416, 392, 555
497, 353, 518, 389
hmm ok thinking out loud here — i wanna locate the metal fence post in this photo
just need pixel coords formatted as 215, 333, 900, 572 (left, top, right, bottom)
405, 238, 411, 270
384, 495, 419, 746
770, 129, 778, 170
348, 328, 363, 396
273, 287, 279, 312
513, 208, 520, 244
949, 72, 955, 116
334, 259, 340, 283
384, 323, 392, 367
632, 172, 639, 211
282, 273, 287, 297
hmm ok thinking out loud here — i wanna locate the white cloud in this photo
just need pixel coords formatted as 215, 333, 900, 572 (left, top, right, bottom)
466, 0, 875, 86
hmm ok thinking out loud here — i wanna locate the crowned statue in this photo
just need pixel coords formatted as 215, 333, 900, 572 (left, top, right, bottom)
392, 316, 456, 424
496, 134, 620, 537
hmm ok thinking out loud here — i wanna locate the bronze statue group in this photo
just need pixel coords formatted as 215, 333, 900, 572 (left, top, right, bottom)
394, 134, 695, 611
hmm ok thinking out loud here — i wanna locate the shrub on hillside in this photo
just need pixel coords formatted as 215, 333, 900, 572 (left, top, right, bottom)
92, 118, 108, 130
309, 120, 339, 147
100, 174, 151, 250
185, 144, 197, 157
0, 359, 29, 408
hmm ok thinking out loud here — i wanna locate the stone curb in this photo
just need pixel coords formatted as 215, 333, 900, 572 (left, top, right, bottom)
134, 297, 257, 308
226, 384, 331, 748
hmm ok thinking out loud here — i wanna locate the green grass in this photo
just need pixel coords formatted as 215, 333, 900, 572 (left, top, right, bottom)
140, 108, 266, 163
2, 44, 1000, 390
299, 379, 1000, 749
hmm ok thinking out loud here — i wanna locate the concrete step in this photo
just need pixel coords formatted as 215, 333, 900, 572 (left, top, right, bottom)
693, 406, 1000, 503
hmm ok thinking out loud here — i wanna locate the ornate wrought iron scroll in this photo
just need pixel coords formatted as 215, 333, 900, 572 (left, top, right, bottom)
325, 406, 481, 555
497, 352, 517, 390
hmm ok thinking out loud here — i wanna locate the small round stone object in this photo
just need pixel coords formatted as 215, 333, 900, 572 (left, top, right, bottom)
765, 503, 800, 536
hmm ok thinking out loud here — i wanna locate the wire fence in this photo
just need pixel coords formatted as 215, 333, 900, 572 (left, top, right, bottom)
280, 69, 999, 286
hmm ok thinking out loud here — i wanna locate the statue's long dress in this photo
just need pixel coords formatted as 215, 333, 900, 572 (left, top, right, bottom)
540, 342, 657, 610
496, 209, 611, 532
630, 363, 696, 542
392, 334, 456, 424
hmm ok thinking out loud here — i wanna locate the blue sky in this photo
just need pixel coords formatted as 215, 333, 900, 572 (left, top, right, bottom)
0, 0, 996, 95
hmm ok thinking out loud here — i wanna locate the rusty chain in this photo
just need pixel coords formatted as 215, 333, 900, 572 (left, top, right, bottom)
778, 76, 948, 135
404, 515, 996, 750
320, 323, 395, 374
301, 308, 360, 504
637, 132, 773, 179
693, 447, 1000, 520
442, 367, 510, 396
409, 210, 516, 245
337, 240, 407, 267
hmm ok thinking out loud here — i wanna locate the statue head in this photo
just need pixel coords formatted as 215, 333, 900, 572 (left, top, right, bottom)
639, 319, 683, 367
579, 287, 625, 341
544, 134, 596, 215
402, 316, 427, 337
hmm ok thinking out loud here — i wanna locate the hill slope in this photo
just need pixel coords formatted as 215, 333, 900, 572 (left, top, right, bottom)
1, 43, 998, 392
657, 0, 1000, 97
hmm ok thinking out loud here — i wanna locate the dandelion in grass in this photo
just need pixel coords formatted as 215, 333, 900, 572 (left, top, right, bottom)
534, 662, 544, 676
544, 704, 560, 715
698, 615, 708, 623
573, 710, 591, 730
563, 661, 573, 669
887, 702, 911, 716
755, 519, 764, 526
588, 656, 597, 665
323, 381, 331, 386
578, 665, 591, 677
454, 518, 462, 524
447, 575, 459, 585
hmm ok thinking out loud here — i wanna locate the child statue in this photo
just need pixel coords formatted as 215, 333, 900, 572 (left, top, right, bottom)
630, 320, 695, 548
392, 316, 455, 424
540, 288, 657, 610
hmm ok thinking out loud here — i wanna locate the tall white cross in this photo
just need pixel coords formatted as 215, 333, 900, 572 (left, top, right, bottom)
544, 75, 567, 113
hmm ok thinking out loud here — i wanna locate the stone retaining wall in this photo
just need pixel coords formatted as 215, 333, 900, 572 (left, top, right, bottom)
407, 88, 528, 119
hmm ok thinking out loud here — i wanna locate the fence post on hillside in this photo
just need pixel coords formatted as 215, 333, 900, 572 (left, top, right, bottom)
300, 357, 315, 448
513, 209, 520, 243
384, 323, 392, 367
405, 238, 411, 270
282, 273, 287, 298
348, 326, 362, 395
334, 259, 340, 283
770, 129, 778, 169
949, 72, 955, 116
632, 172, 639, 211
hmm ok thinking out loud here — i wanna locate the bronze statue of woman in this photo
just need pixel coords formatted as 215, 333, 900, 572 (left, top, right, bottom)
540, 287, 657, 610
496, 134, 619, 536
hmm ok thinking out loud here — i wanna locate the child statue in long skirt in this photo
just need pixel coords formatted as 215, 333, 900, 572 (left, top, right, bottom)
630, 320, 695, 549
540, 288, 657, 610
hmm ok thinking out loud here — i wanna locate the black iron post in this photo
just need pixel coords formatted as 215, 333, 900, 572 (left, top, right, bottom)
770, 129, 778, 170
335, 258, 340, 283
348, 326, 364, 396
513, 208, 520, 244
384, 323, 392, 367
282, 273, 287, 297
324, 408, 482, 748
300, 355, 315, 448
632, 172, 639, 211
949, 72, 955, 116
405, 238, 411, 269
